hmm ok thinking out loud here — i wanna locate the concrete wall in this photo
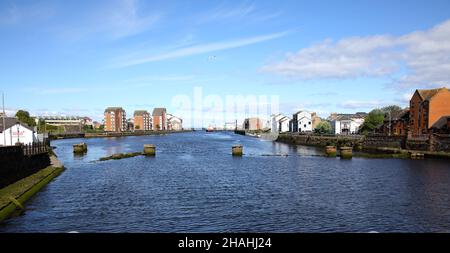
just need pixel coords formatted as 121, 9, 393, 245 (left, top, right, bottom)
0, 146, 51, 188
276, 133, 362, 147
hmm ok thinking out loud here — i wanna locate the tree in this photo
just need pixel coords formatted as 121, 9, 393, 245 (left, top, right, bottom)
360, 105, 404, 134
381, 105, 402, 115
15, 110, 36, 127
314, 121, 333, 134
360, 109, 385, 133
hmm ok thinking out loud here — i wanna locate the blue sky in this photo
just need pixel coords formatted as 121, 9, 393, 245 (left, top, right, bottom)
1, 0, 450, 126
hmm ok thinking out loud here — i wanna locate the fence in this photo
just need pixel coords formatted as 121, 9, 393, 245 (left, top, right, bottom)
22, 142, 49, 156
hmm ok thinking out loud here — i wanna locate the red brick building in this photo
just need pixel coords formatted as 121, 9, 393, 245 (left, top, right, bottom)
409, 87, 450, 135
104, 107, 127, 132
133, 110, 151, 131
152, 108, 167, 130
377, 109, 410, 136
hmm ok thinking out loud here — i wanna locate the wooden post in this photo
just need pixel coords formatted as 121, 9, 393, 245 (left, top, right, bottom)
143, 144, 156, 156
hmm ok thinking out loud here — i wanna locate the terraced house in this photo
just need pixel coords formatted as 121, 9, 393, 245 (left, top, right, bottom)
409, 87, 450, 135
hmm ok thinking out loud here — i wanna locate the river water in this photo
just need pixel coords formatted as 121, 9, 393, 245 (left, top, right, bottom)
1, 131, 450, 232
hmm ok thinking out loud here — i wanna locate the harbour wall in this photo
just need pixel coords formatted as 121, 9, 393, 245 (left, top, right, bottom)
0, 146, 51, 189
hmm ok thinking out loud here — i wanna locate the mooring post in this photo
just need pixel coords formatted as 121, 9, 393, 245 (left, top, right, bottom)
232, 145, 243, 156
144, 144, 156, 156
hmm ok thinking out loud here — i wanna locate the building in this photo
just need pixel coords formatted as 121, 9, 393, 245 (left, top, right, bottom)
1, 117, 38, 146
430, 116, 450, 134
271, 114, 290, 133
329, 113, 365, 135
243, 117, 263, 131
409, 87, 450, 135
376, 109, 410, 136
134, 110, 151, 131
167, 114, 183, 131
93, 121, 103, 129
104, 107, 127, 132
311, 112, 322, 130
35, 116, 84, 126
152, 108, 167, 130
292, 111, 312, 132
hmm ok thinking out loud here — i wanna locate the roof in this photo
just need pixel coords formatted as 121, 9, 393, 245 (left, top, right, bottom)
385, 109, 409, 121
416, 87, 450, 101
134, 110, 149, 116
0, 117, 34, 132
152, 108, 166, 116
431, 115, 450, 129
105, 107, 124, 112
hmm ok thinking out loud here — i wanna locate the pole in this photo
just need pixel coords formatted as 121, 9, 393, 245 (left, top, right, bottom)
388, 111, 391, 136
2, 92, 6, 146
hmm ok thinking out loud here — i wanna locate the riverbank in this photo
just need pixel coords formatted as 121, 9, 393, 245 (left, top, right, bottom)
49, 130, 193, 140
0, 155, 65, 222
275, 133, 450, 159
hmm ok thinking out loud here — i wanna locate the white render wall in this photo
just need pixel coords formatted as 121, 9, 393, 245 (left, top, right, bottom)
0, 124, 37, 146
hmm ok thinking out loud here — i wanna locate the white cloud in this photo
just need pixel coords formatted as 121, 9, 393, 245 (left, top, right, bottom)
261, 19, 450, 89
114, 30, 291, 67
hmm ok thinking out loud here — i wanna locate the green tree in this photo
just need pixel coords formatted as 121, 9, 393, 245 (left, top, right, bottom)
15, 110, 36, 127
314, 121, 333, 134
381, 105, 402, 115
360, 109, 385, 134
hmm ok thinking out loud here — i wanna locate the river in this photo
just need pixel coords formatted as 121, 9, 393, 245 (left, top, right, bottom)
1, 131, 450, 232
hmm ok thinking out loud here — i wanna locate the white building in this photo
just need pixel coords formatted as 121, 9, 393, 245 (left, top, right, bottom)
292, 111, 312, 132
271, 114, 291, 133
167, 114, 183, 131
330, 115, 365, 135
1, 118, 38, 146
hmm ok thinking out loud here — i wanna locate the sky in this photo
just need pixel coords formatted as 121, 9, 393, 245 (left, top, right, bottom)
1, 0, 450, 127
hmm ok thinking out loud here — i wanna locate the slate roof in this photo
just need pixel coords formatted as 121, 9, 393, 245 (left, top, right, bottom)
134, 110, 149, 116
417, 87, 450, 101
152, 108, 166, 116
431, 115, 450, 129
0, 117, 34, 132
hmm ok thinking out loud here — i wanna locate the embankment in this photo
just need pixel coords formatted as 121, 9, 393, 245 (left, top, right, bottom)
0, 155, 64, 222
49, 130, 192, 140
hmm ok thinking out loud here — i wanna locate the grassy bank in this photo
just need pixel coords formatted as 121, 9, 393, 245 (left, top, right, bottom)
0, 161, 65, 222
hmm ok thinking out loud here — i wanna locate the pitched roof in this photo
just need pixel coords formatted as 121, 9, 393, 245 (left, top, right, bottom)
431, 115, 450, 129
105, 107, 124, 112
152, 108, 166, 116
384, 109, 410, 121
417, 87, 449, 101
0, 117, 34, 132
134, 110, 149, 116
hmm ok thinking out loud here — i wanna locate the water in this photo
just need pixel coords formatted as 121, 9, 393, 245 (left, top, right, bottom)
1, 131, 450, 232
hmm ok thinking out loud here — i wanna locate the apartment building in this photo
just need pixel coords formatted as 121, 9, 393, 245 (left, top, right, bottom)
152, 108, 167, 130
134, 110, 152, 131
104, 107, 127, 132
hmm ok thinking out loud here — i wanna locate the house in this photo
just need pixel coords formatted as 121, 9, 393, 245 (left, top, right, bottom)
329, 113, 365, 135
430, 116, 450, 134
409, 87, 450, 135
0, 117, 38, 146
292, 111, 312, 132
104, 107, 127, 132
376, 109, 410, 136
93, 121, 103, 129
167, 114, 183, 131
152, 108, 167, 130
271, 114, 290, 133
134, 110, 151, 131
279, 116, 290, 133
271, 114, 284, 133
243, 117, 263, 131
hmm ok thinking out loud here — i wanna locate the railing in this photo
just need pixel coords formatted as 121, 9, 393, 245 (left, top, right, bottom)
22, 142, 48, 156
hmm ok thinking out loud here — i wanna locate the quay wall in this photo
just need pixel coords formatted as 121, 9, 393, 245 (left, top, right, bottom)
0, 146, 51, 189
49, 130, 192, 140
276, 133, 362, 147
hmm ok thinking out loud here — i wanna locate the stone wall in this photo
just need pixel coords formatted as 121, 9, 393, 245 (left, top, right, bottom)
276, 133, 362, 147
430, 134, 450, 152
362, 135, 406, 149
0, 146, 51, 188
